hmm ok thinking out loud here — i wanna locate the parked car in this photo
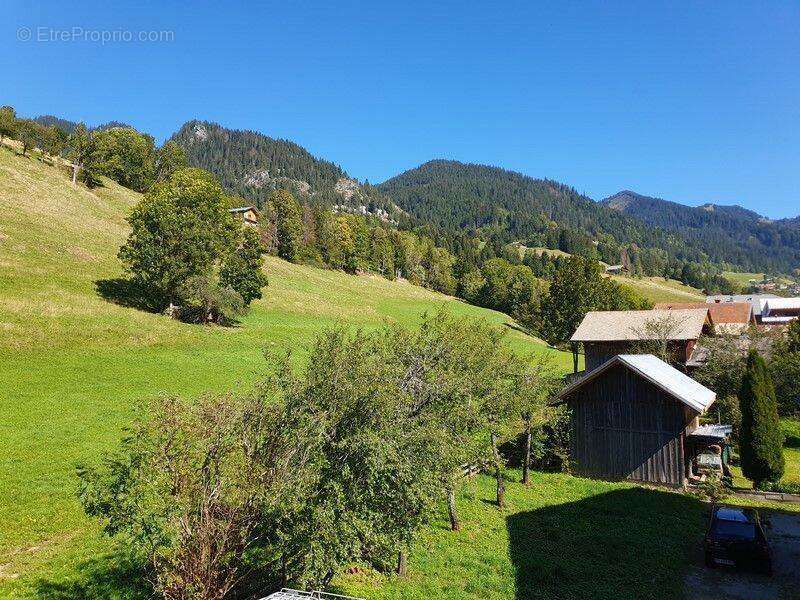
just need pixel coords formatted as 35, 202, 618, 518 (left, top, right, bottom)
704, 506, 771, 574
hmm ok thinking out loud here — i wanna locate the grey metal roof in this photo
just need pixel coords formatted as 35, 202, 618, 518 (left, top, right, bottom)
688, 424, 732, 439
260, 590, 363, 600
570, 309, 709, 342
556, 354, 716, 413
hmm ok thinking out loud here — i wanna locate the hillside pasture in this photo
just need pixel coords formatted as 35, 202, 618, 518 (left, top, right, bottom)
0, 140, 571, 595
607, 274, 706, 304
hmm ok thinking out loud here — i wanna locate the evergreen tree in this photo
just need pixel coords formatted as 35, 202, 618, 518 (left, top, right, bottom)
270, 189, 303, 262
739, 349, 785, 489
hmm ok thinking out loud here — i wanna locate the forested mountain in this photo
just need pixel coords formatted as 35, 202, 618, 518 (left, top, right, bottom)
377, 160, 716, 268
170, 120, 398, 218
32, 115, 133, 134
602, 190, 800, 273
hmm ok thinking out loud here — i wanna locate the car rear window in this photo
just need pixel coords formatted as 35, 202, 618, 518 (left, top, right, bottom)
712, 520, 756, 540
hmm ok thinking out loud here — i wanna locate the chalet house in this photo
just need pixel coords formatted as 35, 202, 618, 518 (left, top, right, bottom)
554, 354, 720, 486
705, 293, 779, 323
654, 301, 755, 335
570, 308, 712, 374
229, 206, 260, 227
760, 297, 800, 325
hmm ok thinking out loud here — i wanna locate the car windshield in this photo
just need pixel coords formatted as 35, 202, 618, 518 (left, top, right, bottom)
712, 520, 756, 540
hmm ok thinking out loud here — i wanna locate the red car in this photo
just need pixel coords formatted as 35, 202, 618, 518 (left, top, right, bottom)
704, 507, 772, 575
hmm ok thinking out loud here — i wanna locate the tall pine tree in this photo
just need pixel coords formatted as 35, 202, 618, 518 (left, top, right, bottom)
739, 349, 785, 489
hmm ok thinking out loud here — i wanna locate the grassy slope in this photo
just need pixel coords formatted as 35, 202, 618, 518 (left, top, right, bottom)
608, 274, 705, 304
0, 144, 571, 595
334, 472, 707, 600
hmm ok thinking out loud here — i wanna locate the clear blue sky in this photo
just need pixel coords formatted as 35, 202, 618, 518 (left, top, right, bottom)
4, 1, 799, 218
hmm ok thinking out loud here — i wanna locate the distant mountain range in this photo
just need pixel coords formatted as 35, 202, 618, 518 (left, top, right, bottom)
25, 113, 800, 274
32, 115, 132, 134
169, 120, 399, 219
601, 190, 800, 272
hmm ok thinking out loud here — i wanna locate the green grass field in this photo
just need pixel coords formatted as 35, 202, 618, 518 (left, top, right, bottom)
722, 271, 763, 288
1, 142, 794, 599
0, 142, 574, 595
333, 471, 707, 600
608, 275, 705, 304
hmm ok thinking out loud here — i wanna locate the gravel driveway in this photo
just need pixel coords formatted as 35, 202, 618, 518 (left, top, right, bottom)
684, 512, 800, 599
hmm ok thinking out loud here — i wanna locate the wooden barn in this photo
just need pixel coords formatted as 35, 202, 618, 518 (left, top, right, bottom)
554, 354, 717, 486
570, 308, 712, 373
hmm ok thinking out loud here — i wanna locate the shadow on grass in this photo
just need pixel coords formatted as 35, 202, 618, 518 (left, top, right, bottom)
507, 486, 707, 599
32, 552, 150, 600
95, 278, 163, 313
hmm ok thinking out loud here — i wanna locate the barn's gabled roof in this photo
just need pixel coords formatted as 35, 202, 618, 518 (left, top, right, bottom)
570, 309, 709, 342
555, 354, 716, 413
229, 205, 260, 214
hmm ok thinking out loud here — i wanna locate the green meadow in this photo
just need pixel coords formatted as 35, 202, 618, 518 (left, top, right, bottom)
0, 142, 571, 595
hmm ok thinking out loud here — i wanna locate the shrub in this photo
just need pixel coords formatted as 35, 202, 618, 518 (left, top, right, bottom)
176, 276, 245, 324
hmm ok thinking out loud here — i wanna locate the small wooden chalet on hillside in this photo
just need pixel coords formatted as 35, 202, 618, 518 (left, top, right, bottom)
570, 308, 712, 374
555, 354, 720, 486
229, 205, 260, 226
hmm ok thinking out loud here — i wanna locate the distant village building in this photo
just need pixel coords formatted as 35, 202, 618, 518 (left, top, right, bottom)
705, 293, 779, 323
229, 206, 260, 227
554, 354, 719, 486
569, 308, 711, 373
654, 302, 755, 335
760, 297, 800, 325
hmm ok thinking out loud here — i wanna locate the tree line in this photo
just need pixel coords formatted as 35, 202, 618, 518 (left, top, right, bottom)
1, 105, 651, 338
78, 312, 561, 598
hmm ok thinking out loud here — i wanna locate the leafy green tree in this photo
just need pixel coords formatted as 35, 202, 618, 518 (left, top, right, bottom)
92, 127, 156, 191
78, 390, 310, 600
16, 119, 42, 156
220, 226, 269, 306
370, 226, 395, 278
66, 123, 96, 185
421, 242, 456, 294
153, 140, 188, 183
283, 326, 442, 585
0, 106, 17, 143
119, 168, 239, 306
456, 269, 486, 305
38, 125, 67, 162
538, 256, 602, 345
270, 189, 303, 262
739, 349, 785, 488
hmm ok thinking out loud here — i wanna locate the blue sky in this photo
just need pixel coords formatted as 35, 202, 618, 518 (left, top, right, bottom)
3, 1, 799, 218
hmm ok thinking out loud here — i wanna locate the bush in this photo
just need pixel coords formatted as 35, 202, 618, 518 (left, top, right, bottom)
693, 472, 729, 504
177, 276, 245, 324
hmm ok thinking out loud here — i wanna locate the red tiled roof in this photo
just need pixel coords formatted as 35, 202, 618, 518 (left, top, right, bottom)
653, 302, 753, 324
